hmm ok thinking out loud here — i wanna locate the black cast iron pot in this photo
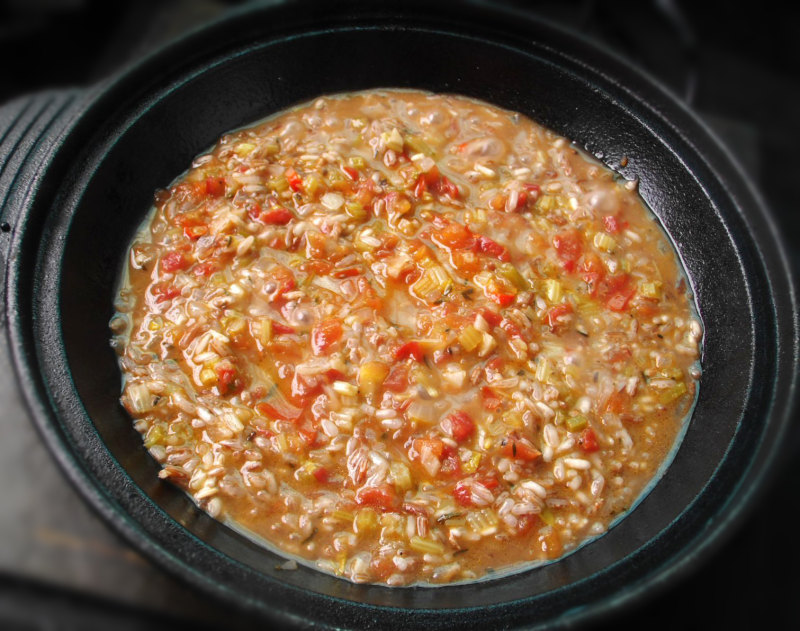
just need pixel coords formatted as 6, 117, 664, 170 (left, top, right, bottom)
1, 1, 797, 628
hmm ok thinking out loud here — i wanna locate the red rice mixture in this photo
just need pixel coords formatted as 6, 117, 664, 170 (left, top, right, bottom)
111, 90, 701, 585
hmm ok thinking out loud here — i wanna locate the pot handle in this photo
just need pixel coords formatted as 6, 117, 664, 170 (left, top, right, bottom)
0, 91, 83, 272
0, 90, 84, 234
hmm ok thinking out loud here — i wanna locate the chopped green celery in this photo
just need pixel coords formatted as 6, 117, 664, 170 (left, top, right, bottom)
345, 201, 367, 220
348, 156, 366, 169
391, 462, 413, 491
423, 132, 445, 149
536, 194, 557, 212
405, 134, 434, 156
540, 508, 556, 526
639, 281, 662, 299
127, 383, 154, 414
498, 263, 528, 290
327, 169, 346, 185
658, 381, 688, 405
412, 266, 450, 301
304, 174, 323, 197
459, 325, 483, 352
332, 509, 354, 522
466, 509, 499, 535
234, 142, 256, 157
535, 357, 551, 382
593, 232, 616, 252
262, 139, 280, 155
269, 176, 289, 192
409, 536, 445, 555
381, 128, 404, 152
566, 415, 588, 432
503, 410, 525, 429
354, 509, 379, 533
461, 451, 482, 474
543, 279, 562, 303
144, 423, 165, 448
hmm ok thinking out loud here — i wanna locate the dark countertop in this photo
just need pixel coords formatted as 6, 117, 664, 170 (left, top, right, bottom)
1, 1, 798, 629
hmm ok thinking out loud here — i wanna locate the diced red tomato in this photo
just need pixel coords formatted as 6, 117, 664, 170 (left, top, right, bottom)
603, 215, 621, 234
173, 210, 204, 227
249, 202, 293, 225
298, 426, 317, 446
439, 175, 460, 199
342, 165, 359, 181
599, 273, 635, 312
161, 251, 189, 273
332, 267, 361, 279
500, 318, 523, 338
485, 357, 504, 373
607, 346, 632, 364
312, 466, 330, 483
413, 175, 428, 198
476, 235, 511, 261
606, 288, 635, 311
413, 167, 461, 200
479, 476, 499, 490
453, 480, 474, 507
581, 427, 600, 453
402, 502, 428, 517
215, 361, 236, 394
271, 321, 295, 335
516, 514, 540, 535
257, 398, 303, 422
481, 386, 502, 411
183, 225, 208, 240
441, 411, 475, 442
291, 373, 321, 399
451, 250, 482, 274
480, 308, 503, 328
383, 365, 409, 392
204, 176, 226, 197
439, 445, 461, 476
269, 266, 297, 297
370, 554, 398, 580
453, 477, 498, 507
603, 213, 628, 234
605, 390, 630, 414
580, 252, 606, 296
192, 261, 218, 277
488, 291, 515, 308
285, 167, 303, 192
503, 187, 536, 212
520, 183, 541, 207
354, 179, 376, 207
311, 319, 343, 355
394, 341, 425, 362
247, 203, 263, 222
300, 260, 333, 276
553, 229, 583, 272
500, 437, 541, 462
356, 484, 397, 511
262, 206, 294, 225
384, 191, 412, 216
433, 221, 476, 251
543, 302, 574, 332
304, 232, 328, 259
412, 438, 445, 460
152, 283, 181, 303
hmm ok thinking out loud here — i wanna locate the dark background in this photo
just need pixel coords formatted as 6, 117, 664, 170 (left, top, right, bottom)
0, 0, 798, 629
